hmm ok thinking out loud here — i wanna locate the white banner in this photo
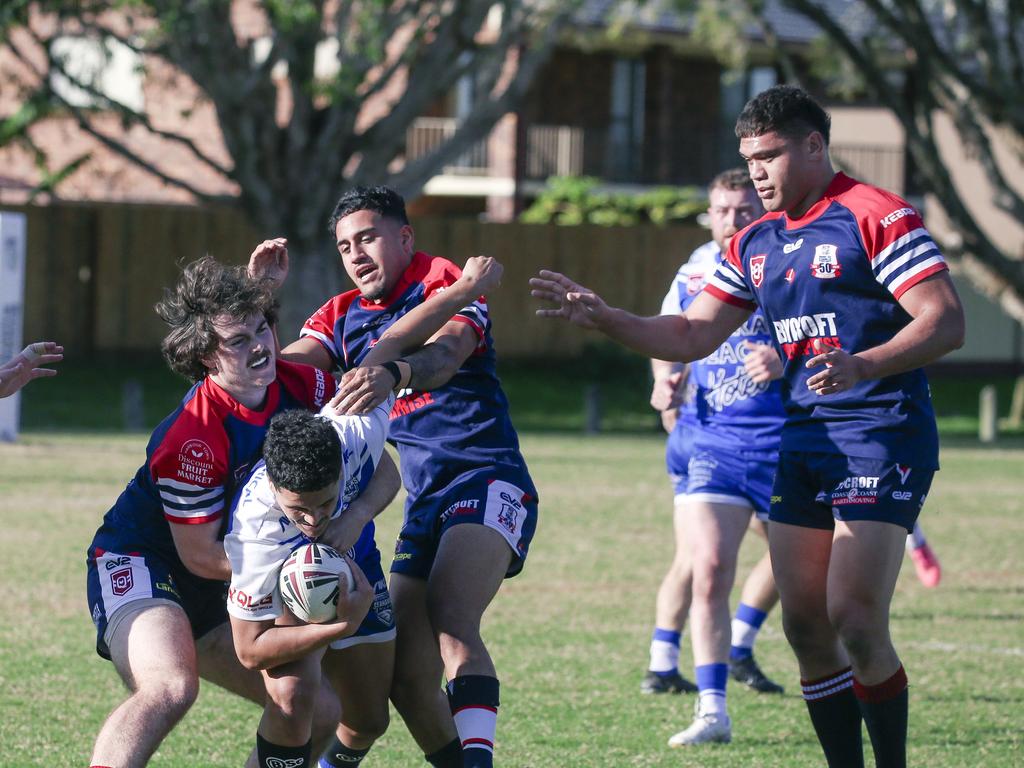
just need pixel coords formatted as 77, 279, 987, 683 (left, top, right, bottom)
0, 212, 27, 442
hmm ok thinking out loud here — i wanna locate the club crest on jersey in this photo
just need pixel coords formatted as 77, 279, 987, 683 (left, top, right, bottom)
750, 254, 767, 287
811, 244, 841, 279
686, 272, 704, 295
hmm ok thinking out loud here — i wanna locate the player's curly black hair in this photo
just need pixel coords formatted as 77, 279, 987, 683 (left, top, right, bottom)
155, 256, 278, 382
734, 85, 831, 145
328, 185, 410, 235
263, 410, 342, 493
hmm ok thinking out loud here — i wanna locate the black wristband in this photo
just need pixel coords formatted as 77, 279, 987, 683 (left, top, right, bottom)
380, 361, 402, 389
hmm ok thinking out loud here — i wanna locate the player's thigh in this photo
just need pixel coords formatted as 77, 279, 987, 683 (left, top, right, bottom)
108, 601, 198, 692
682, 498, 752, 574
827, 519, 906, 627
323, 640, 395, 728
195, 622, 266, 704
427, 524, 512, 631
390, 573, 444, 684
767, 521, 834, 621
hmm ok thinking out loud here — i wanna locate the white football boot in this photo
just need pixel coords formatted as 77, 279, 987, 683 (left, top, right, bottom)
667, 699, 732, 746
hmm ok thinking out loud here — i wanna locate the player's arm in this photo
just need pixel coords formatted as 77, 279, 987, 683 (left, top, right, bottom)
805, 271, 965, 395
331, 256, 502, 414
169, 521, 231, 581
229, 561, 374, 671
319, 449, 401, 553
530, 269, 751, 362
280, 336, 335, 371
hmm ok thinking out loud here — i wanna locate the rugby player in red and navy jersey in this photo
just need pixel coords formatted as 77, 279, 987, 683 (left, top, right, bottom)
250, 188, 537, 768
532, 85, 964, 768
85, 257, 358, 768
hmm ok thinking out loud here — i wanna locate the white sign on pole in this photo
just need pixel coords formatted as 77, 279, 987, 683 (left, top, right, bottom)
0, 212, 28, 442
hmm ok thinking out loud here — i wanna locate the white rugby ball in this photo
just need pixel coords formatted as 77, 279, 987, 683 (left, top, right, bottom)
278, 543, 354, 624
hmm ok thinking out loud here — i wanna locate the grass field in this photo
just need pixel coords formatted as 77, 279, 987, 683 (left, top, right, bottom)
1, 428, 1022, 767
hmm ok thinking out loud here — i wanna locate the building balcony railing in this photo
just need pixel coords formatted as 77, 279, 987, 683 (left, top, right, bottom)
406, 117, 490, 174
831, 144, 906, 195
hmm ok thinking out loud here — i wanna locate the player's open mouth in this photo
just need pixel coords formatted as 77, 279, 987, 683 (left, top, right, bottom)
355, 264, 377, 281
249, 352, 271, 370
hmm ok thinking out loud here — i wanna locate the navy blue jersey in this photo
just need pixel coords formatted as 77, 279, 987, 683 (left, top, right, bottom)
89, 361, 334, 566
301, 251, 535, 503
663, 240, 785, 452
706, 173, 946, 468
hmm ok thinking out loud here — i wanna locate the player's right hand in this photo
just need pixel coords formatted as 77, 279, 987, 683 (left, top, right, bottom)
744, 343, 783, 383
334, 558, 374, 633
529, 269, 611, 330
248, 237, 289, 291
650, 370, 684, 412
459, 255, 503, 297
331, 366, 393, 415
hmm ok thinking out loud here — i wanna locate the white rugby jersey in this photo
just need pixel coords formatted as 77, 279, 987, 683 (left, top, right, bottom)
224, 395, 394, 622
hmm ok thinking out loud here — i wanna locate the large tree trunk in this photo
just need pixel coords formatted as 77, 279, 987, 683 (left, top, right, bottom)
276, 230, 347, 347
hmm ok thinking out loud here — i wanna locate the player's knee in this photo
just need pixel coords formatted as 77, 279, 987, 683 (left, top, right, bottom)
264, 674, 319, 726
829, 601, 889, 661
780, 608, 831, 657
690, 554, 735, 601
310, 691, 343, 742
342, 705, 390, 744
140, 669, 199, 717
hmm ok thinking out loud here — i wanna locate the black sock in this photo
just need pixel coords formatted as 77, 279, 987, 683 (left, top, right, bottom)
801, 667, 865, 768
425, 737, 463, 768
854, 665, 908, 768
447, 675, 499, 768
257, 733, 312, 768
318, 735, 370, 767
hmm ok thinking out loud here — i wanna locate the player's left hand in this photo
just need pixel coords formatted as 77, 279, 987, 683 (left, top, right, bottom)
247, 237, 289, 291
805, 343, 868, 395
744, 343, 783, 383
331, 365, 395, 415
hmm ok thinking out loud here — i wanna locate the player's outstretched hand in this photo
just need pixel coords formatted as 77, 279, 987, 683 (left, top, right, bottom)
458, 255, 503, 297
331, 366, 394, 415
744, 343, 784, 384
529, 270, 610, 330
805, 342, 868, 395
247, 237, 289, 291
0, 342, 63, 398
334, 557, 374, 632
650, 370, 684, 412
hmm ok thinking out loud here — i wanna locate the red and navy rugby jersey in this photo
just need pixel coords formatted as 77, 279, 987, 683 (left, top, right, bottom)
89, 360, 334, 566
705, 173, 947, 468
301, 251, 535, 502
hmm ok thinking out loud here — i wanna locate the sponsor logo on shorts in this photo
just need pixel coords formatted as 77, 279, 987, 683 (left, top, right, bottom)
440, 498, 480, 524
92, 603, 102, 627
892, 491, 913, 501
156, 580, 180, 598
836, 476, 879, 490
105, 556, 131, 571
228, 586, 273, 611
110, 568, 133, 596
392, 552, 413, 561
895, 465, 912, 484
372, 579, 394, 626
770, 495, 783, 504
831, 476, 880, 506
811, 244, 841, 280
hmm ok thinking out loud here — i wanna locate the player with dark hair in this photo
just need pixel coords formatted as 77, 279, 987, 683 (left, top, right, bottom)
85, 256, 347, 768
250, 187, 535, 768
228, 256, 504, 768
532, 84, 964, 767
642, 167, 785, 747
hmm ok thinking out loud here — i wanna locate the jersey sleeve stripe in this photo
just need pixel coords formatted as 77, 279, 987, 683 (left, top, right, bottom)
164, 505, 223, 524
159, 488, 225, 508
870, 227, 930, 269
705, 283, 757, 309
158, 477, 221, 493
874, 241, 943, 284
450, 314, 486, 342
707, 263, 756, 305
160, 491, 225, 512
888, 259, 948, 299
298, 328, 341, 364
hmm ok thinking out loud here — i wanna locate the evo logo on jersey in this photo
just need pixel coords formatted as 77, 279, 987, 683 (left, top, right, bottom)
783, 238, 804, 254
811, 244, 841, 279
773, 312, 841, 360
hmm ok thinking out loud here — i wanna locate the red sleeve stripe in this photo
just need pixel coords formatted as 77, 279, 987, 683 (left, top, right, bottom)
298, 329, 340, 365
890, 261, 948, 300
705, 283, 757, 310
164, 508, 223, 525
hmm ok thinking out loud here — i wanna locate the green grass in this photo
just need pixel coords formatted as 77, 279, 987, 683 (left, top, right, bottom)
1, 432, 1022, 767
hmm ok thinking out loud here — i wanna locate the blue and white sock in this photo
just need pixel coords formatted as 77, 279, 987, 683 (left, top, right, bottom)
730, 603, 768, 661
648, 627, 682, 674
695, 663, 728, 715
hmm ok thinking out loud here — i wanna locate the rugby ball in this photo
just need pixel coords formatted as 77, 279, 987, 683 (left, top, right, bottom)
278, 543, 354, 624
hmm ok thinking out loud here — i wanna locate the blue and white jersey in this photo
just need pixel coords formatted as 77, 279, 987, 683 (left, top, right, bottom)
706, 172, 947, 468
300, 251, 537, 507
664, 240, 785, 453
224, 395, 393, 622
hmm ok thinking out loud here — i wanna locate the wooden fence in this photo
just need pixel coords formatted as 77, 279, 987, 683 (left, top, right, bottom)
9, 202, 707, 358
